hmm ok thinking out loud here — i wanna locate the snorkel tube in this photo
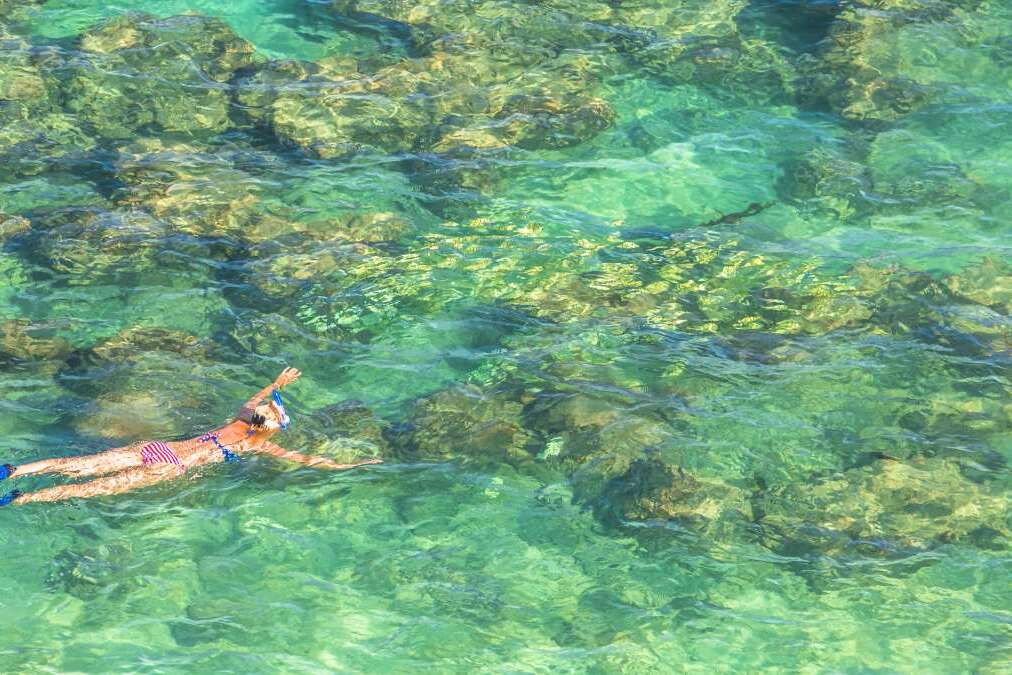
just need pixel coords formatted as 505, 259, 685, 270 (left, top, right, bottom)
272, 389, 291, 430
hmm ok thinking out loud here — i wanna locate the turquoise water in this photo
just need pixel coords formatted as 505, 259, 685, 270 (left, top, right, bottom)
0, 0, 1010, 671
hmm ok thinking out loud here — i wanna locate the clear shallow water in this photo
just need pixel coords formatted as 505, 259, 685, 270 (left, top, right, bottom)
0, 0, 1010, 671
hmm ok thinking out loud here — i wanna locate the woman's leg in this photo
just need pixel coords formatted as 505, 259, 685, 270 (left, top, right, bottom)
12, 464, 180, 505
11, 445, 145, 479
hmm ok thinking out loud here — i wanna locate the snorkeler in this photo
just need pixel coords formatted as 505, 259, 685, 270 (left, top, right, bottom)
0, 367, 380, 506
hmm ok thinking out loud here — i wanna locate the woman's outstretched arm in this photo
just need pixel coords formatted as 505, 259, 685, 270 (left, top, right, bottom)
256, 441, 382, 471
236, 367, 301, 419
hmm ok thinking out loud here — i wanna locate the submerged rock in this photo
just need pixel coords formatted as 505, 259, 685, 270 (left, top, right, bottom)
59, 325, 222, 420
945, 258, 1012, 315
23, 207, 166, 283
79, 13, 255, 82
0, 319, 72, 363
86, 326, 211, 365
74, 390, 178, 441
0, 0, 44, 21
0, 36, 95, 178
268, 52, 615, 159
0, 212, 29, 239
332, 0, 616, 57
588, 457, 751, 534
110, 138, 413, 246
754, 456, 1010, 559
403, 384, 536, 462
777, 145, 873, 218
851, 263, 1011, 357
62, 14, 256, 139
63, 60, 228, 141
0, 39, 50, 109
867, 129, 980, 207
238, 207, 1012, 353
801, 0, 998, 122
110, 140, 265, 240
47, 542, 139, 601
231, 58, 322, 127
523, 389, 676, 465
284, 400, 392, 463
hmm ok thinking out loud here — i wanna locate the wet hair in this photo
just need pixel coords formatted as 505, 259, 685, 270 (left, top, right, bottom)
248, 412, 268, 430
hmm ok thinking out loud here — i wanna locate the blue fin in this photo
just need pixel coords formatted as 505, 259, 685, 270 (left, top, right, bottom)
0, 464, 15, 481
0, 490, 22, 506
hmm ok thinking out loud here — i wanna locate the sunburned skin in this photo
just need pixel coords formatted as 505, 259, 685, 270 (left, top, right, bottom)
3, 367, 381, 505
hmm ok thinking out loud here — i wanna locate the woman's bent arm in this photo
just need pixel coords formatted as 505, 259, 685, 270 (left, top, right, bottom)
237, 367, 301, 418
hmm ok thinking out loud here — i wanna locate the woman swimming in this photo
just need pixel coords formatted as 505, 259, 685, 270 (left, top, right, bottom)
0, 367, 380, 506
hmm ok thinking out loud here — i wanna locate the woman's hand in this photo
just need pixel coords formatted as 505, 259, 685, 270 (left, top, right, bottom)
273, 367, 302, 389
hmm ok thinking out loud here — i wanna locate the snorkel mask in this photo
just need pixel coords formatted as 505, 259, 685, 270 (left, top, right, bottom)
272, 389, 291, 430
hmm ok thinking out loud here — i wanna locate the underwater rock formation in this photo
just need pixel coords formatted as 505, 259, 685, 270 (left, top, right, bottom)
398, 375, 751, 541
616, 0, 796, 104
866, 129, 982, 208
0, 34, 95, 179
75, 390, 179, 440
250, 0, 626, 164
332, 0, 617, 58
79, 13, 254, 81
285, 400, 392, 463
754, 456, 1010, 559
238, 203, 1011, 361
800, 0, 999, 122
777, 145, 873, 218
403, 384, 536, 462
110, 137, 415, 249
231, 58, 322, 128
328, 0, 792, 130
47, 542, 139, 601
22, 207, 166, 282
110, 139, 267, 241
83, 326, 213, 367
267, 52, 615, 159
0, 319, 72, 364
0, 212, 28, 239
945, 258, 1012, 315
58, 326, 223, 430
62, 14, 255, 139
522, 387, 678, 465
588, 457, 750, 534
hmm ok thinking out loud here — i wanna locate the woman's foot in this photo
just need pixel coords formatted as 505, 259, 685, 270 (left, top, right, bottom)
0, 464, 15, 481
0, 490, 22, 506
